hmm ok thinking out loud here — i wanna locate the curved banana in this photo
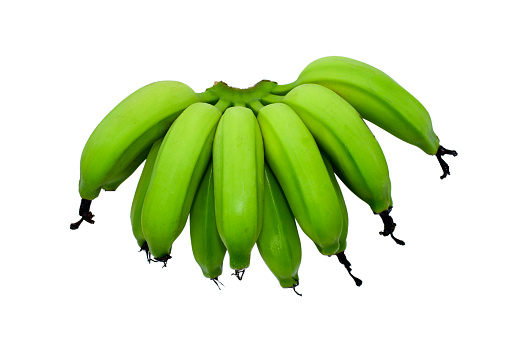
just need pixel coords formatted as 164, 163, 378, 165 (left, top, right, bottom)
141, 102, 221, 262
256, 163, 302, 293
190, 161, 227, 284
130, 138, 163, 261
272, 56, 456, 178
321, 151, 362, 286
73, 81, 198, 226
257, 102, 344, 256
213, 106, 264, 273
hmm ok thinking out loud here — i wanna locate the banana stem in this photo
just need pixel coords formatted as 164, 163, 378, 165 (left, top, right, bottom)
233, 101, 246, 107
260, 93, 284, 105
197, 89, 219, 103
271, 81, 300, 95
214, 98, 232, 113
247, 100, 264, 115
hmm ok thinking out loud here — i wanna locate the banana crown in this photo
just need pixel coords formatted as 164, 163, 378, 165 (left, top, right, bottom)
205, 80, 277, 108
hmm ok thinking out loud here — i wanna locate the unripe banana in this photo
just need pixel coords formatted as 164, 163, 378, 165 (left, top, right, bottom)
277, 83, 392, 214
321, 151, 362, 286
256, 164, 302, 291
319, 151, 348, 252
79, 81, 198, 201
274, 56, 438, 154
257, 103, 344, 256
190, 161, 227, 281
272, 56, 457, 178
213, 106, 264, 272
141, 102, 221, 261
130, 138, 163, 259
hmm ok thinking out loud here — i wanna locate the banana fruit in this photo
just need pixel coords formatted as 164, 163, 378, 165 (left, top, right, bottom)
272, 56, 456, 178
71, 81, 199, 229
213, 106, 264, 273
79, 81, 199, 200
257, 103, 344, 256
190, 161, 227, 285
265, 83, 403, 243
271, 83, 392, 215
130, 138, 163, 261
256, 164, 302, 293
321, 151, 362, 286
141, 102, 221, 262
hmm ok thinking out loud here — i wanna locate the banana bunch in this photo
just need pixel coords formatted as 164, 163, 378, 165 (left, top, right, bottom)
71, 56, 456, 293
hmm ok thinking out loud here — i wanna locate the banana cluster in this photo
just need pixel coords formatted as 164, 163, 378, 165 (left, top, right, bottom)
71, 56, 456, 293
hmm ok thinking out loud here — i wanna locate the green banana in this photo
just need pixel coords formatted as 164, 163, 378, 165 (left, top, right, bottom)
272, 56, 456, 178
257, 102, 344, 256
321, 151, 362, 286
141, 102, 221, 263
213, 106, 264, 274
264, 83, 403, 243
268, 83, 392, 214
256, 163, 302, 294
190, 161, 227, 286
72, 81, 199, 229
130, 138, 163, 261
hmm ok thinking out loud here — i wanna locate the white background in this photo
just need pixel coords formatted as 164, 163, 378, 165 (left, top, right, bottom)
1, 1, 508, 338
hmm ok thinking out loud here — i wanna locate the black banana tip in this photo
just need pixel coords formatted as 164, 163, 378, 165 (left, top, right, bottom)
139, 242, 152, 263
231, 269, 245, 280
211, 277, 224, 290
336, 252, 363, 286
436, 145, 457, 179
150, 254, 172, 267
378, 208, 405, 246
292, 280, 302, 296
70, 199, 94, 230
